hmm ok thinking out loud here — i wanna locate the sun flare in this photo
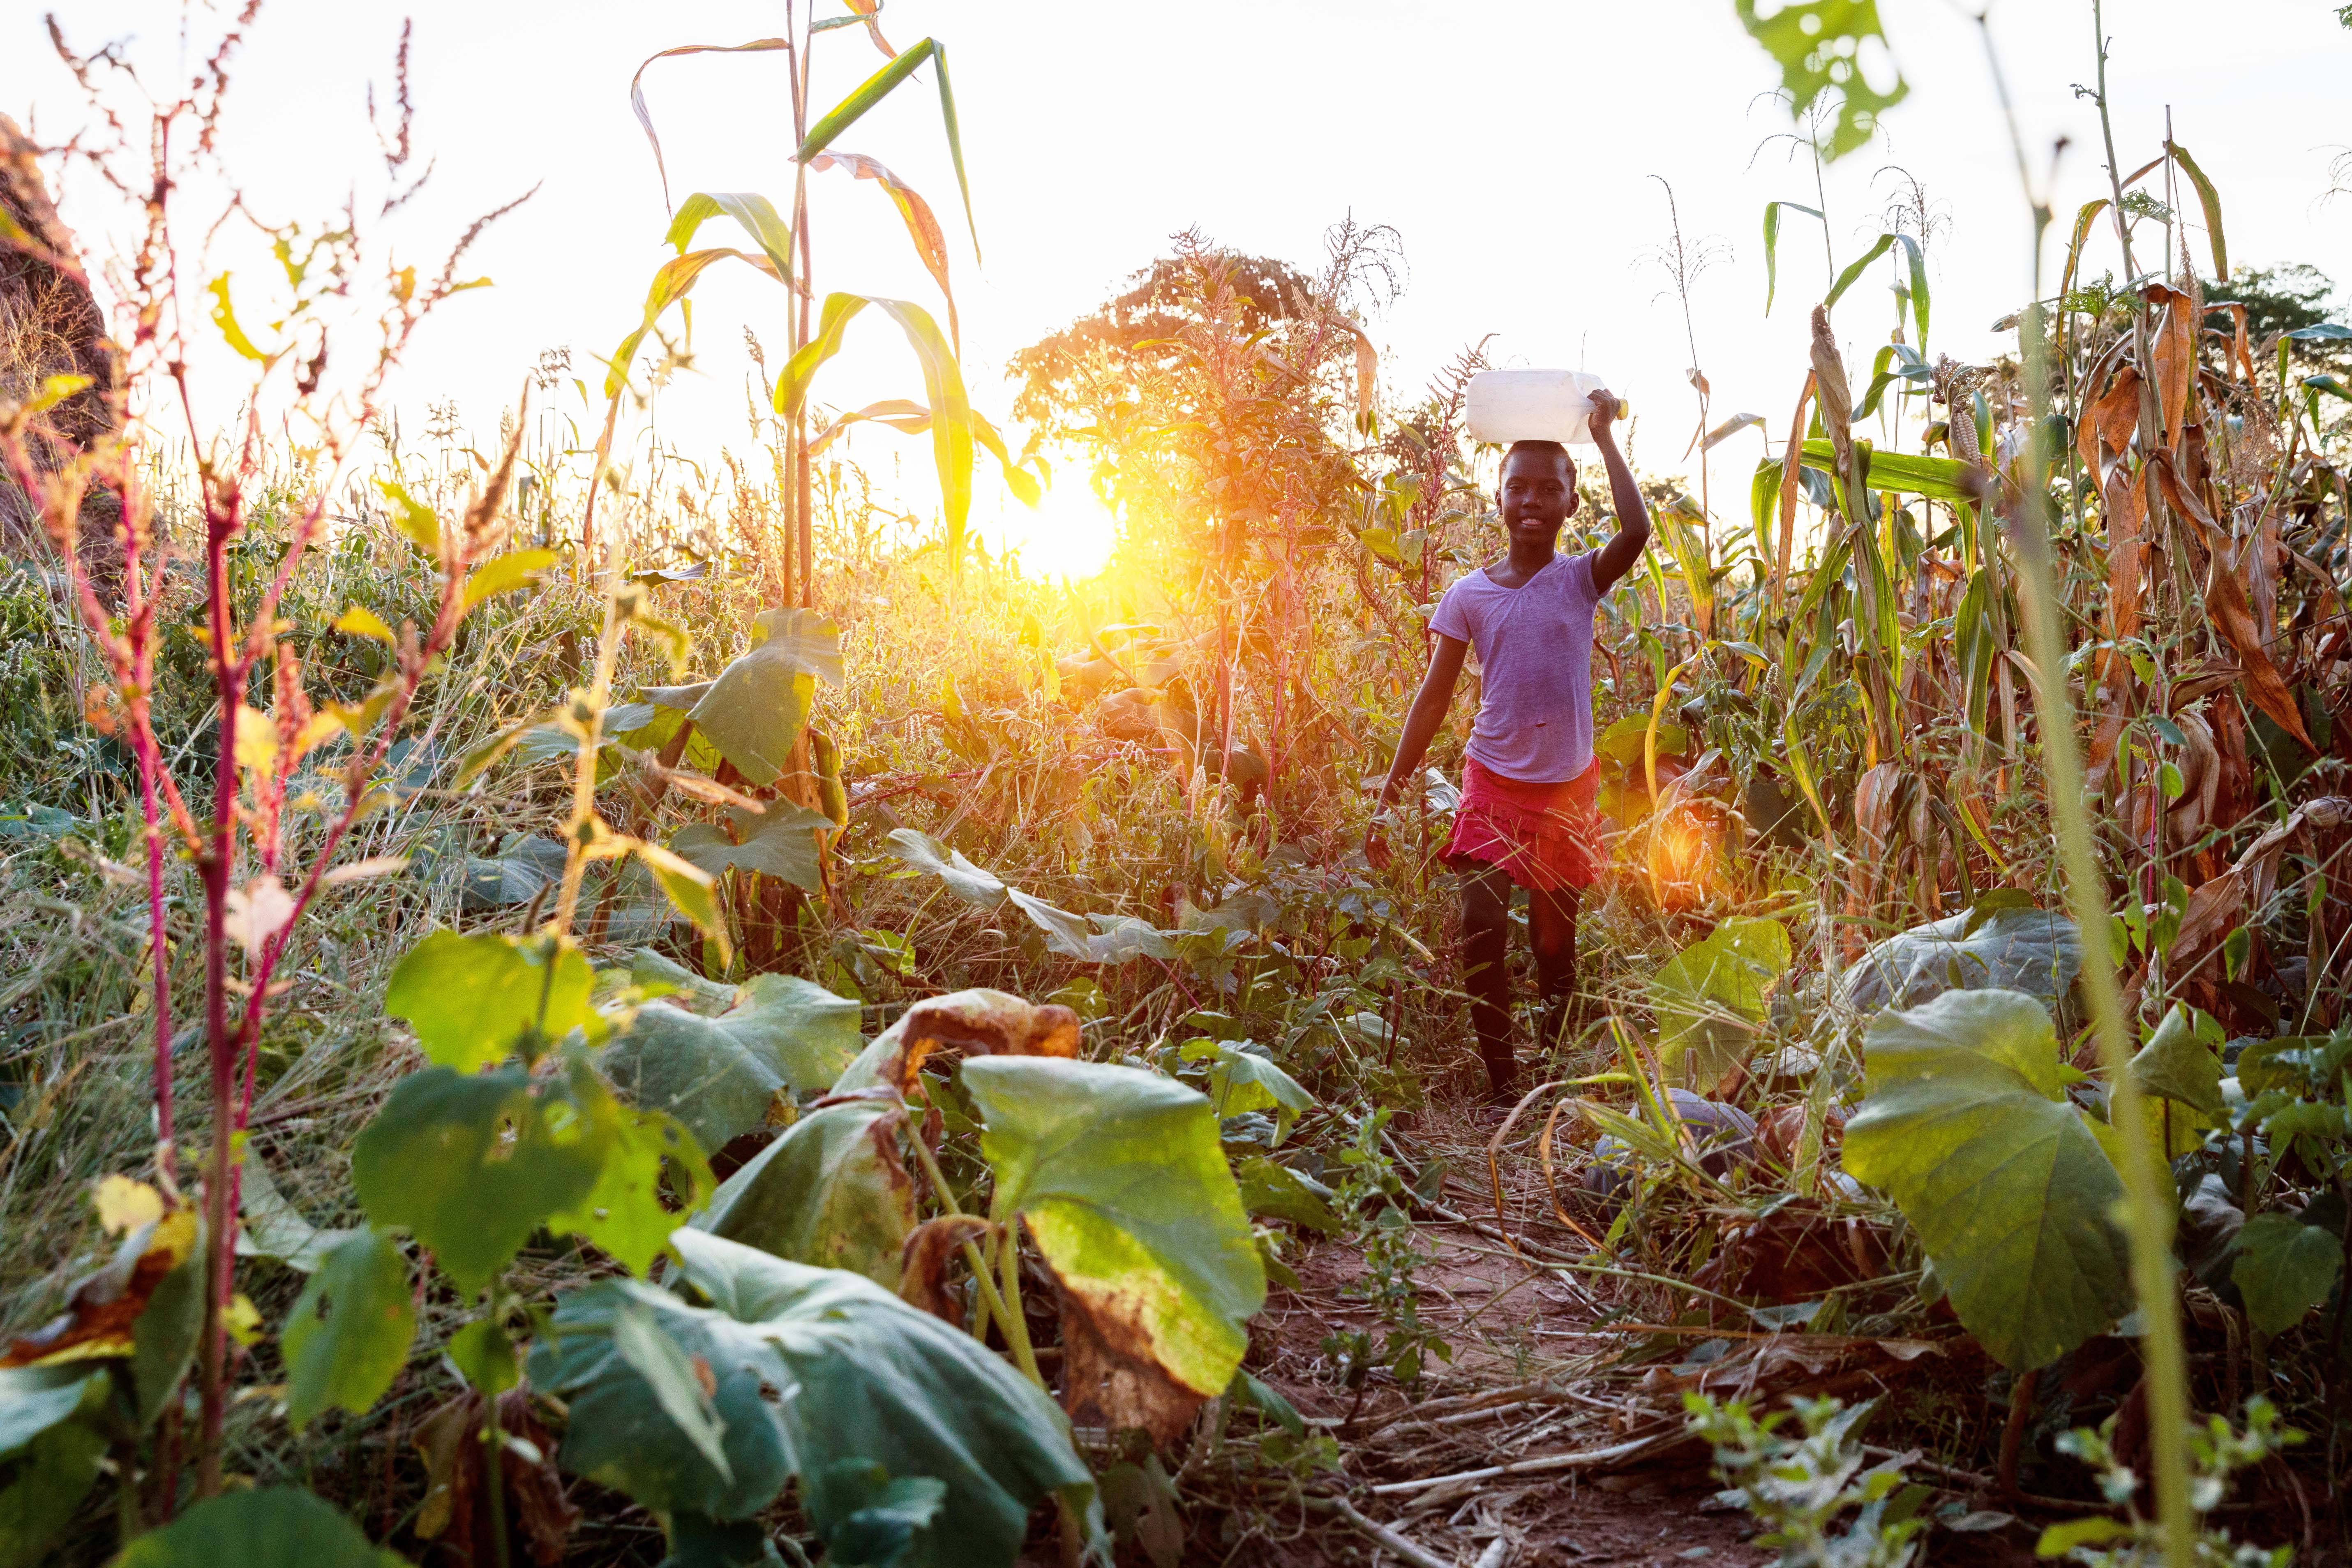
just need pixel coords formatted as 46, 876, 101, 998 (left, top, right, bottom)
1000, 483, 1119, 582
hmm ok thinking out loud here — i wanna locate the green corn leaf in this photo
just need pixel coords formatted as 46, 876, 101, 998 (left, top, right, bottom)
1796, 439, 1978, 502
810, 153, 960, 351
796, 38, 937, 164
2164, 139, 2227, 281
1823, 231, 1896, 312
2060, 198, 2111, 303
280, 1230, 415, 1430
605, 247, 768, 399
1893, 231, 1929, 349
1761, 201, 1821, 315
666, 190, 795, 289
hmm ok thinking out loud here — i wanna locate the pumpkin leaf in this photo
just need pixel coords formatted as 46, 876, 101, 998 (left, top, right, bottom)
691, 1101, 915, 1287
529, 1230, 1101, 1567
111, 1488, 408, 1568
964, 1058, 1266, 1444
1838, 905, 2080, 1014
671, 800, 833, 892
2127, 1004, 2225, 1116
884, 828, 1006, 905
684, 609, 842, 787
599, 975, 863, 1150
1653, 916, 1791, 1090
2231, 1212, 2343, 1335
1842, 989, 2131, 1370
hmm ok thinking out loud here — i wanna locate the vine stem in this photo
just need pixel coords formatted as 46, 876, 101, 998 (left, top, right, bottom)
902, 1127, 1024, 1364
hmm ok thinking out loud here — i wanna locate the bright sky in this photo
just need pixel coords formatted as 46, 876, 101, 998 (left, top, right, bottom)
11, 0, 2352, 576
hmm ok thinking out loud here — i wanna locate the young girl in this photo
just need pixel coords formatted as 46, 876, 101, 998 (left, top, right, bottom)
1364, 389, 1651, 1103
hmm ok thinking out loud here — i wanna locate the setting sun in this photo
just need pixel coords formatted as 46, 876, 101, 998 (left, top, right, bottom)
1000, 481, 1118, 583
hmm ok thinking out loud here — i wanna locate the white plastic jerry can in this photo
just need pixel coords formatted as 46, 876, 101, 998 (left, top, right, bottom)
1464, 369, 1626, 447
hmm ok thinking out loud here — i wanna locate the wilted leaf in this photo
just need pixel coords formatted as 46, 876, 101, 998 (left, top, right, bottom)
384, 929, 597, 1072
600, 975, 863, 1150
1838, 905, 2079, 1014
111, 1487, 407, 1568
832, 988, 1079, 1098
530, 1230, 1100, 1566
692, 1101, 915, 1286
351, 1066, 608, 1297
2, 1205, 197, 1370
281, 1230, 416, 1429
1842, 989, 2130, 1370
886, 827, 1006, 904
965, 1058, 1265, 1444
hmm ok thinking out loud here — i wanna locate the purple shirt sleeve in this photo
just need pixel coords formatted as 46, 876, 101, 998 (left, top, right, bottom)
1428, 576, 1475, 643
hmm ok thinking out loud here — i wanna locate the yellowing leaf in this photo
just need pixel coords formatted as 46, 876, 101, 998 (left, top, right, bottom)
94, 1175, 166, 1235
223, 1294, 263, 1347
25, 373, 94, 414
461, 548, 558, 611
232, 704, 279, 779
375, 480, 441, 555
335, 605, 397, 644
320, 855, 410, 887
206, 273, 273, 361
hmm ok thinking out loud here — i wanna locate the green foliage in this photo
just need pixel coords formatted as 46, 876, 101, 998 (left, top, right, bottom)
1839, 904, 2080, 1014
1685, 1394, 1930, 1568
530, 1230, 1101, 1568
598, 973, 863, 1150
109, 1488, 407, 1568
1842, 989, 2131, 1369
2036, 1401, 2298, 1566
1320, 1108, 1450, 1390
691, 1100, 916, 1285
671, 799, 833, 891
280, 1229, 415, 1429
351, 1064, 608, 1296
653, 608, 842, 788
1652, 914, 1791, 1090
965, 1057, 1265, 1403
0, 1367, 108, 1568
2127, 1004, 2224, 1117
383, 929, 597, 1071
1735, 0, 1909, 161
2230, 1213, 2342, 1335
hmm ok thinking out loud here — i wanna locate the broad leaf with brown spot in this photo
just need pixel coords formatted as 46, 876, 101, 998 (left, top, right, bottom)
964, 1058, 1265, 1446
831, 987, 1080, 1097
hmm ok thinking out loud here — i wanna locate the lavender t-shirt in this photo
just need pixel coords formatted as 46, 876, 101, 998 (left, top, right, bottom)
1427, 550, 1602, 783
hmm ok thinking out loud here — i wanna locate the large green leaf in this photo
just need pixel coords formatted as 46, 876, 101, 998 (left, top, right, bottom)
351, 1065, 607, 1296
600, 975, 863, 1150
0, 1366, 107, 1568
681, 609, 842, 787
1797, 439, 1973, 501
1842, 989, 2131, 1370
691, 1101, 914, 1286
1653, 916, 1791, 1090
530, 1230, 1099, 1568
1181, 1041, 1313, 1137
1837, 905, 2080, 1014
110, 1488, 407, 1568
384, 929, 598, 1072
2232, 1213, 2343, 1335
281, 1229, 416, 1430
964, 1058, 1265, 1443
2128, 1004, 2225, 1116
671, 800, 832, 892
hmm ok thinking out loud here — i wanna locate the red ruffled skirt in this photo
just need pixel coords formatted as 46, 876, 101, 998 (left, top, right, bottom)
1443, 757, 1602, 892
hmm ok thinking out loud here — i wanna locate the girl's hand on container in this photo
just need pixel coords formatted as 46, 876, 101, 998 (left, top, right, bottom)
1585, 385, 1619, 443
